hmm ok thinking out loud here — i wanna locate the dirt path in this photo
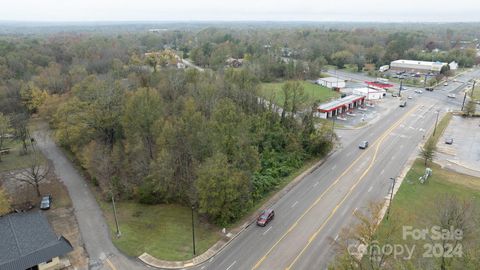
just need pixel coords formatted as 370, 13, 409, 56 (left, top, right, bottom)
32, 124, 147, 270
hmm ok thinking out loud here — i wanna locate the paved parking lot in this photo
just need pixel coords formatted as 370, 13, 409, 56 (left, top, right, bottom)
333, 95, 401, 128
436, 115, 480, 177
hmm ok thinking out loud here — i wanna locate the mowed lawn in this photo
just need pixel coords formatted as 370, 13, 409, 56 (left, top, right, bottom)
377, 159, 480, 262
259, 81, 339, 106
101, 202, 221, 261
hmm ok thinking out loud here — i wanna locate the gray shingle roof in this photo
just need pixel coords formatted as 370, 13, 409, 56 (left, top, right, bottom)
0, 211, 73, 270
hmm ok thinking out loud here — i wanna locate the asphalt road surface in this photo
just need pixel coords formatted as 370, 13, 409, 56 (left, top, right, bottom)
195, 69, 480, 270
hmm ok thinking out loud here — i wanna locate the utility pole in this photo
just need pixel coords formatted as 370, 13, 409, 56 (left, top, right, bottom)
433, 110, 440, 136
111, 192, 121, 237
472, 80, 476, 98
191, 206, 196, 255
398, 79, 403, 97
461, 91, 468, 111
330, 115, 336, 142
386, 177, 396, 220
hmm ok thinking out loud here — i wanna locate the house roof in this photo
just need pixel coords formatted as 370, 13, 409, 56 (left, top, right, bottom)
0, 211, 73, 270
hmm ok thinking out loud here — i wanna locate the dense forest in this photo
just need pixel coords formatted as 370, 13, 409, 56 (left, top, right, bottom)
1, 23, 478, 225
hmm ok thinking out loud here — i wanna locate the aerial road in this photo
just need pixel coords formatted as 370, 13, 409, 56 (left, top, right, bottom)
195, 68, 479, 270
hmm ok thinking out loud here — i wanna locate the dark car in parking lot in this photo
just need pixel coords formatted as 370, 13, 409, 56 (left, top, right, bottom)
40, 195, 52, 210
358, 141, 369, 149
257, 209, 275, 227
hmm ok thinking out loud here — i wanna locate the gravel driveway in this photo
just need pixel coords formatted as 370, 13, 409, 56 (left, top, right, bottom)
33, 125, 147, 270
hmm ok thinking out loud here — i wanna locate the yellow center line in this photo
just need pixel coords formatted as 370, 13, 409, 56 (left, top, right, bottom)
285, 104, 420, 270
106, 258, 117, 270
251, 104, 419, 270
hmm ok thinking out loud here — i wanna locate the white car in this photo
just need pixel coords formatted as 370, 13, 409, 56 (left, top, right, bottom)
407, 96, 413, 99
444, 82, 449, 86
447, 94, 456, 98
414, 90, 423, 94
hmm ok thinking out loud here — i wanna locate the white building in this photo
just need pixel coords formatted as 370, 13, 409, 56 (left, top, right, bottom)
316, 77, 346, 89
352, 87, 385, 100
449, 61, 458, 70
390, 60, 447, 73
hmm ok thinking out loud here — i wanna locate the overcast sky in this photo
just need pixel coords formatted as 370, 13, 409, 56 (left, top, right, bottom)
1, 0, 479, 22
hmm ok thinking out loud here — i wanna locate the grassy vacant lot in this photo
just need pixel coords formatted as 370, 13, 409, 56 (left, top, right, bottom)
377, 159, 480, 266
0, 140, 39, 172
259, 81, 339, 106
101, 202, 220, 261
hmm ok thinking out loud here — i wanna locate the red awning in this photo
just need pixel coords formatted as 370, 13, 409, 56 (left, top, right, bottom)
365, 81, 394, 88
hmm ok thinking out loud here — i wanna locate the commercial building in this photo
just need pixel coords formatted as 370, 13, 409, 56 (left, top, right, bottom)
316, 77, 346, 89
390, 60, 447, 73
316, 95, 366, 119
352, 87, 385, 100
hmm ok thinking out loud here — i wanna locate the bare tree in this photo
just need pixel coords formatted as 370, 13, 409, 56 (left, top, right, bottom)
12, 148, 50, 197
435, 194, 475, 270
331, 201, 402, 270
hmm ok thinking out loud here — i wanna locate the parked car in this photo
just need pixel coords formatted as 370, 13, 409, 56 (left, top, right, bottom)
444, 82, 448, 86
407, 96, 413, 99
40, 195, 52, 210
392, 93, 398, 97
358, 141, 369, 149
414, 89, 423, 94
257, 209, 275, 227
445, 138, 454, 145
399, 101, 407, 107
447, 94, 456, 98
425, 87, 434, 91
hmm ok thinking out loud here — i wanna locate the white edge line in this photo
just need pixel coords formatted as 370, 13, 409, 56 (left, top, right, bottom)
226, 260, 237, 270
262, 226, 272, 236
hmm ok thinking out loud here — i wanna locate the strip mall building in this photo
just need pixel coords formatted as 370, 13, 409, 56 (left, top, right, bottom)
316, 95, 366, 119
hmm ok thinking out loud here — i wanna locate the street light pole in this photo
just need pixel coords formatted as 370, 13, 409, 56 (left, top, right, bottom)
191, 206, 196, 255
111, 192, 121, 238
433, 110, 439, 137
386, 177, 396, 220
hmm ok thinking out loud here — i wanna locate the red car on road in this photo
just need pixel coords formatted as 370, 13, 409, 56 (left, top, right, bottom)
257, 209, 275, 227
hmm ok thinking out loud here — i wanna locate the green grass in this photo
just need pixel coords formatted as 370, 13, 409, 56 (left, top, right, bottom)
427, 112, 452, 146
259, 81, 339, 107
390, 159, 480, 226
100, 202, 220, 261
376, 159, 480, 264
472, 80, 480, 100
0, 140, 43, 172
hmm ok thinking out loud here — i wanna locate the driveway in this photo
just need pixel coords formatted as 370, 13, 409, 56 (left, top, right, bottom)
33, 124, 147, 270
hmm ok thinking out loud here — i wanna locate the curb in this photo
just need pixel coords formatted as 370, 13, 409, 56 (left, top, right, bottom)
139, 152, 335, 269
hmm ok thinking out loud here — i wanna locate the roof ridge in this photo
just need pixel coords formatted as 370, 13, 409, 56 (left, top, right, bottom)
7, 214, 22, 256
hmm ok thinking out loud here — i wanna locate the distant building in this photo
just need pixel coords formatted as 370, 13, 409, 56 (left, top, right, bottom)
449, 61, 459, 70
390, 60, 448, 74
316, 95, 366, 119
225, 57, 244, 68
0, 211, 73, 270
352, 87, 385, 100
316, 77, 346, 89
